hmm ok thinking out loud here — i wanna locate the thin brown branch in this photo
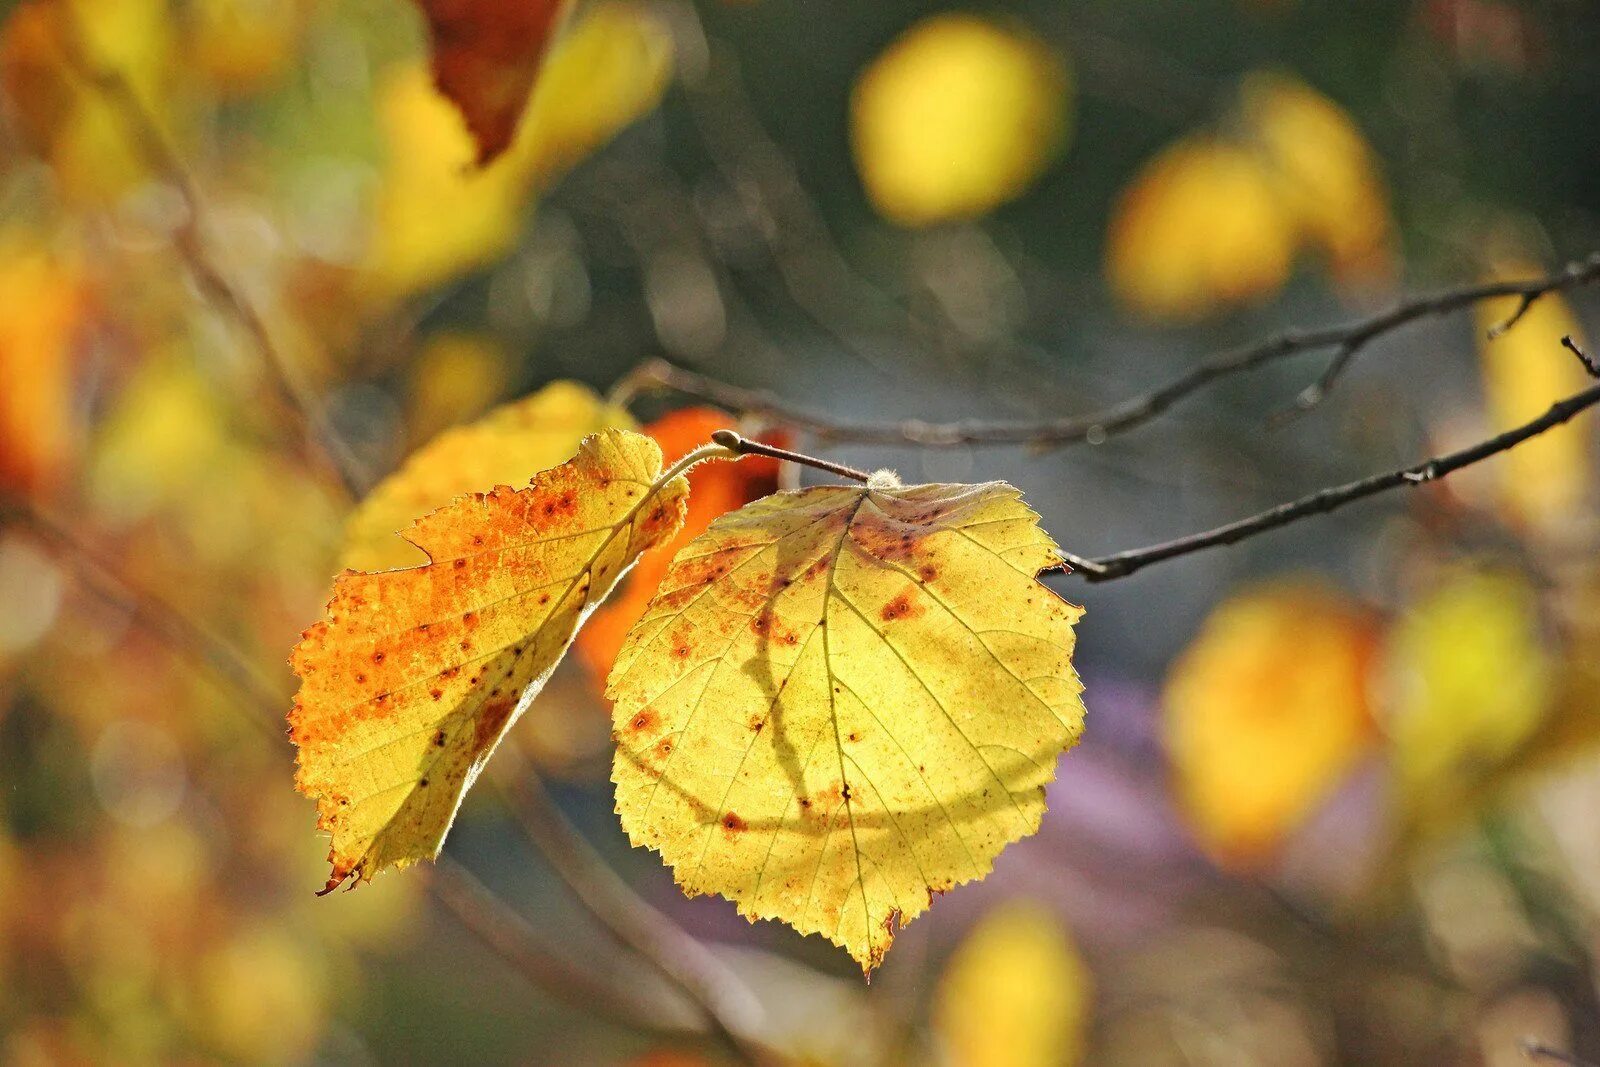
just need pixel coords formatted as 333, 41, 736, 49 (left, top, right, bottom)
1064, 375, 1600, 582
1562, 335, 1600, 378
711, 429, 872, 484
52, 8, 365, 498
492, 745, 777, 1065
632, 256, 1600, 448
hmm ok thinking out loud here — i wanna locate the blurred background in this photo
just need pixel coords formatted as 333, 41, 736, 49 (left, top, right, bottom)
3, 0, 1600, 1063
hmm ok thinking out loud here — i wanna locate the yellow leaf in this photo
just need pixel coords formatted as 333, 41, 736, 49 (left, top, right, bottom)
1164, 582, 1378, 866
187, 0, 313, 97
1475, 267, 1592, 533
850, 14, 1071, 226
1382, 567, 1554, 822
291, 429, 689, 891
362, 3, 672, 298
1106, 137, 1296, 322
608, 479, 1085, 973
934, 901, 1093, 1067
404, 332, 514, 444
341, 380, 634, 572
1242, 72, 1395, 288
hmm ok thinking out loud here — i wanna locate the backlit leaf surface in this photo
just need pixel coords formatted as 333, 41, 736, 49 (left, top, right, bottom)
292, 429, 687, 891
607, 480, 1085, 971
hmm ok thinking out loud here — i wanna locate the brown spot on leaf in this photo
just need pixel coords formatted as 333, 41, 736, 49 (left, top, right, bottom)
474, 698, 516, 751
630, 710, 658, 732
880, 593, 920, 622
721, 812, 747, 833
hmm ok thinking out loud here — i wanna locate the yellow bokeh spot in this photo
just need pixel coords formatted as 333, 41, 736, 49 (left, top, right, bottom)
1164, 582, 1378, 866
1382, 566, 1554, 821
850, 14, 1071, 227
1108, 137, 1296, 322
935, 901, 1093, 1067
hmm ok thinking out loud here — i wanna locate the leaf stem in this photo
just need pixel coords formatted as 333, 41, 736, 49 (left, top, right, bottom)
711, 429, 872, 483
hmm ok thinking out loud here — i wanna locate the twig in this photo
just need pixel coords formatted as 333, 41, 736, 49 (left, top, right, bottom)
1065, 376, 1600, 582
492, 745, 776, 1064
52, 7, 366, 497
631, 256, 1600, 447
1562, 335, 1600, 378
711, 429, 871, 483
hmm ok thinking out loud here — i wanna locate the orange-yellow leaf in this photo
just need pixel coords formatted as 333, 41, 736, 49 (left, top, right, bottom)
291, 429, 688, 891
608, 478, 1085, 973
417, 0, 571, 165
1163, 582, 1379, 867
0, 232, 89, 497
576, 407, 786, 684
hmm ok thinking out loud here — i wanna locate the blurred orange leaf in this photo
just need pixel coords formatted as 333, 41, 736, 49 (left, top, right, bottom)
0, 232, 89, 497
291, 429, 688, 891
1164, 582, 1379, 867
576, 407, 786, 684
417, 0, 571, 165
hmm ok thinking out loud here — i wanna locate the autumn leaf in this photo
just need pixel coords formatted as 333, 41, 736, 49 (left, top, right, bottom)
850, 14, 1071, 226
341, 380, 633, 572
1163, 582, 1379, 867
934, 902, 1092, 1067
416, 0, 570, 165
576, 407, 787, 685
607, 477, 1085, 972
291, 429, 689, 892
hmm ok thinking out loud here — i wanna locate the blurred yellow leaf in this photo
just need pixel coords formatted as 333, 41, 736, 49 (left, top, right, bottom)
935, 901, 1092, 1067
850, 14, 1071, 226
1475, 267, 1593, 534
362, 2, 672, 298
608, 480, 1085, 972
1242, 72, 1395, 288
193, 924, 327, 1062
1106, 137, 1296, 322
186, 0, 314, 97
0, 231, 88, 497
1107, 72, 1392, 320
1164, 582, 1379, 866
341, 379, 634, 572
404, 331, 513, 444
87, 355, 234, 522
1382, 567, 1554, 822
0, 0, 176, 204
